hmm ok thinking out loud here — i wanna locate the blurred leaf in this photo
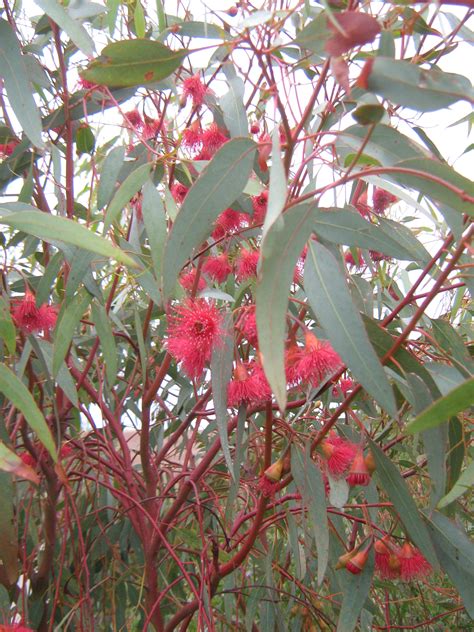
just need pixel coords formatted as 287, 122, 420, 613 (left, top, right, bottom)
211, 313, 235, 477
426, 511, 474, 618
257, 204, 313, 410
438, 460, 474, 509
81, 40, 186, 88
352, 104, 385, 126
162, 138, 256, 301
104, 163, 152, 230
91, 302, 117, 387
337, 549, 374, 632
76, 123, 95, 155
368, 439, 438, 568
0, 364, 56, 460
53, 290, 91, 378
291, 445, 328, 585
35, 0, 95, 55
97, 146, 126, 209
141, 180, 167, 282
220, 72, 247, 138
134, 2, 146, 38
262, 129, 285, 240
0, 471, 19, 585
0, 296, 16, 355
305, 241, 397, 416
363, 57, 473, 111
0, 19, 44, 148
0, 211, 139, 268
406, 377, 474, 434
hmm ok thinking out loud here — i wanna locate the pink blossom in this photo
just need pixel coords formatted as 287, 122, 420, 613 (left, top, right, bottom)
171, 182, 189, 204
398, 542, 432, 581
375, 538, 401, 580
211, 209, 244, 240
166, 300, 222, 378
346, 449, 371, 486
123, 109, 143, 130
251, 190, 268, 225
235, 249, 259, 281
373, 188, 398, 214
199, 123, 227, 157
0, 140, 19, 158
227, 361, 271, 407
11, 292, 57, 334
287, 332, 342, 387
179, 269, 206, 293
320, 433, 358, 477
202, 253, 232, 284
182, 74, 210, 108
237, 306, 258, 346
331, 378, 354, 397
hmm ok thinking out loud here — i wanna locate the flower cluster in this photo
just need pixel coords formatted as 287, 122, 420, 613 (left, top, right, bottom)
11, 292, 57, 334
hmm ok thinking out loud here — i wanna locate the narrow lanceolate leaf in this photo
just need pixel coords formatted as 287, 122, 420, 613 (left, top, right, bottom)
211, 313, 235, 478
0, 472, 19, 585
35, 0, 95, 55
406, 377, 474, 434
388, 158, 474, 217
0, 364, 56, 460
53, 291, 91, 378
304, 242, 397, 416
262, 129, 286, 240
362, 57, 473, 111
220, 74, 247, 138
256, 204, 314, 410
368, 439, 438, 568
0, 443, 39, 485
0, 19, 44, 148
91, 302, 117, 387
0, 295, 16, 355
97, 146, 125, 209
141, 180, 167, 282
337, 549, 374, 632
80, 39, 186, 88
162, 139, 256, 301
291, 445, 329, 585
104, 163, 152, 230
0, 211, 138, 268
425, 511, 474, 618
438, 460, 474, 509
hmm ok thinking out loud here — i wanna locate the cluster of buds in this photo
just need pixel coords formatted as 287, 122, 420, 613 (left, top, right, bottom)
258, 452, 291, 497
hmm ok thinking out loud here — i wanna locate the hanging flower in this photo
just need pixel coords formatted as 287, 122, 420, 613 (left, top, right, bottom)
123, 109, 143, 130
251, 190, 268, 225
211, 208, 244, 240
331, 378, 355, 397
373, 188, 398, 215
182, 121, 203, 151
198, 123, 227, 158
171, 182, 189, 204
398, 542, 432, 582
11, 291, 57, 334
166, 300, 222, 378
237, 305, 258, 346
320, 432, 358, 477
375, 538, 401, 580
227, 361, 271, 407
179, 268, 206, 293
369, 250, 391, 263
235, 248, 259, 281
346, 449, 371, 487
354, 191, 370, 218
182, 73, 210, 108
202, 253, 232, 284
345, 548, 370, 574
0, 140, 19, 158
287, 332, 342, 387
344, 251, 365, 268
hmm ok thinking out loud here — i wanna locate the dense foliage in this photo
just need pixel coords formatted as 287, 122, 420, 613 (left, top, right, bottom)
0, 1, 473, 630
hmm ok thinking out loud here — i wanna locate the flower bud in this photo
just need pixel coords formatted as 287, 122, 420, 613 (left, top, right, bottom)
345, 548, 369, 574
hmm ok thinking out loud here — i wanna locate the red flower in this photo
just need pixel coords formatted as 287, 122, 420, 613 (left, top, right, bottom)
345, 548, 370, 575
375, 538, 401, 580
251, 190, 268, 225
373, 188, 398, 215
331, 378, 354, 397
123, 109, 143, 130
182, 122, 203, 151
354, 191, 371, 218
142, 118, 161, 140
227, 361, 271, 407
320, 433, 358, 477
211, 208, 244, 240
258, 474, 279, 497
287, 332, 342, 387
171, 182, 189, 204
59, 444, 73, 459
11, 292, 57, 334
19, 452, 37, 468
345, 251, 365, 268
179, 268, 206, 293
369, 250, 391, 263
250, 122, 260, 135
0, 140, 19, 157
166, 300, 222, 378
398, 542, 431, 582
235, 249, 259, 281
199, 123, 227, 157
346, 449, 371, 487
237, 306, 258, 346
182, 74, 210, 108
202, 253, 232, 284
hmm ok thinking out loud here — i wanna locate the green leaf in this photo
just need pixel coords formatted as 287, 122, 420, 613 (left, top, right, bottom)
368, 439, 438, 568
141, 180, 167, 282
211, 313, 235, 477
351, 104, 385, 126
220, 72, 247, 138
35, 0, 95, 55
53, 291, 91, 378
0, 211, 138, 268
256, 204, 313, 410
305, 242, 397, 416
364, 57, 473, 111
76, 123, 95, 155
438, 461, 474, 509
389, 158, 474, 216
0, 19, 44, 148
0, 296, 16, 355
0, 471, 19, 585
425, 511, 474, 618
91, 302, 117, 387
97, 146, 125, 209
134, 1, 146, 38
291, 445, 329, 585
337, 549, 374, 632
0, 364, 56, 460
262, 129, 286, 240
104, 163, 152, 230
406, 377, 474, 434
162, 138, 256, 301
80, 39, 186, 88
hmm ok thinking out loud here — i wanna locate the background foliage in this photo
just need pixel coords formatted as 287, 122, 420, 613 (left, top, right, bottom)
0, 0, 473, 630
